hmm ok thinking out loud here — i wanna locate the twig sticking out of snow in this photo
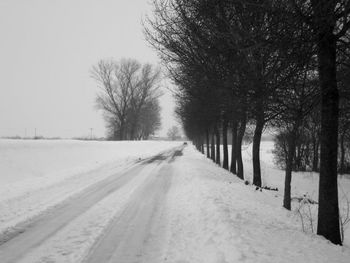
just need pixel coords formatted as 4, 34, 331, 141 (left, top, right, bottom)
292, 196, 318, 205
294, 195, 317, 234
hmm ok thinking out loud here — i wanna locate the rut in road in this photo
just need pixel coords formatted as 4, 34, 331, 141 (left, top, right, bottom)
0, 146, 184, 263
84, 160, 173, 263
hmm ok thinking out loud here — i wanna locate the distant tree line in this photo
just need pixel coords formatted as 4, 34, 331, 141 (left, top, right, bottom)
167, 126, 181, 140
92, 59, 162, 140
145, 0, 350, 245
273, 96, 350, 175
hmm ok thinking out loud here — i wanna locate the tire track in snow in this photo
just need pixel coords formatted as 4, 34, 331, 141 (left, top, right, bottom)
0, 146, 182, 263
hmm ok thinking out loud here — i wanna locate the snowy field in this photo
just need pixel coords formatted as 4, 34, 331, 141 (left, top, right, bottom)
245, 141, 350, 248
206, 141, 350, 247
0, 139, 349, 262
0, 139, 180, 238
240, 141, 350, 203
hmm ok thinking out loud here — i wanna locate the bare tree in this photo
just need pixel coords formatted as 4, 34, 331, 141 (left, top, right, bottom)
167, 126, 181, 140
137, 99, 161, 139
288, 0, 350, 245
91, 58, 162, 140
128, 63, 162, 139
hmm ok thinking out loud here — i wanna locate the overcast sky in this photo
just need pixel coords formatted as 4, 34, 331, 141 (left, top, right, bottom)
0, 0, 177, 138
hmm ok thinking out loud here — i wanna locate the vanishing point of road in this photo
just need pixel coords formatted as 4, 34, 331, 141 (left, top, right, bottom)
0, 145, 185, 263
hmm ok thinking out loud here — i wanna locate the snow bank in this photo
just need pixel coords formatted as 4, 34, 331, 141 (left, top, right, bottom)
165, 145, 350, 262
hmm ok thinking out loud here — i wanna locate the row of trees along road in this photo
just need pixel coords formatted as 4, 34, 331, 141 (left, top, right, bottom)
145, 0, 350, 245
91, 59, 162, 140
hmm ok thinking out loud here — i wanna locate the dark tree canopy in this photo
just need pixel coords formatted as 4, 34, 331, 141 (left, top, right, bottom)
145, 0, 350, 245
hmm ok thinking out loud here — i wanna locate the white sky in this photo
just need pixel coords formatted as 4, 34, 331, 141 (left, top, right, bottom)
0, 0, 177, 138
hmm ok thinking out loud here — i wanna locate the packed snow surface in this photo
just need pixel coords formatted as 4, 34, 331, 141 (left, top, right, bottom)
0, 139, 180, 236
0, 139, 349, 262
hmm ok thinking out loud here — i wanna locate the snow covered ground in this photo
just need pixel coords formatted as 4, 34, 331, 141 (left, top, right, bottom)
0, 139, 180, 186
0, 139, 180, 239
165, 145, 350, 262
206, 141, 350, 247
244, 141, 350, 247
0, 139, 349, 262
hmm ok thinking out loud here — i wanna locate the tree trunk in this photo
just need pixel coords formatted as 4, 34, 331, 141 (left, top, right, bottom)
253, 115, 264, 187
237, 113, 247, 180
130, 123, 136, 140
312, 137, 319, 172
199, 137, 204, 154
119, 121, 125, 140
215, 126, 221, 165
230, 120, 237, 174
206, 129, 210, 158
283, 129, 297, 210
211, 131, 215, 162
312, 3, 341, 244
113, 124, 118, 140
339, 132, 345, 175
295, 144, 302, 171
223, 119, 229, 170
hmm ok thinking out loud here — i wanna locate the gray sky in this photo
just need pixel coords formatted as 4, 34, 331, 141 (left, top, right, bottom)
0, 0, 176, 138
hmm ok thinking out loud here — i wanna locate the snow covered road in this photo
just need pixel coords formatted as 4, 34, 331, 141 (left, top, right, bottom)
85, 151, 177, 263
0, 141, 349, 263
0, 146, 182, 263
